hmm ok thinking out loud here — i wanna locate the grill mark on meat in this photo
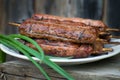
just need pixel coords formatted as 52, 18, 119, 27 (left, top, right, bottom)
78, 30, 85, 40
20, 21, 97, 43
26, 18, 108, 40
29, 25, 32, 33
21, 31, 96, 44
24, 19, 100, 40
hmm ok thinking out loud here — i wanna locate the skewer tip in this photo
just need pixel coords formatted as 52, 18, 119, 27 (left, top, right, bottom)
8, 22, 20, 27
106, 28, 120, 32
99, 32, 111, 36
92, 48, 113, 54
109, 35, 120, 38
102, 48, 113, 52
96, 38, 107, 42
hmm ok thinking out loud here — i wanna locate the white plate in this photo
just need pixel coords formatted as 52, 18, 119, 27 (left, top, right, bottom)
0, 39, 120, 65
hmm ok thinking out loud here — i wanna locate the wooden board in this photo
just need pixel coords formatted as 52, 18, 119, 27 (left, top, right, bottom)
2, 0, 34, 34
0, 0, 6, 34
35, 0, 103, 19
1, 53, 120, 80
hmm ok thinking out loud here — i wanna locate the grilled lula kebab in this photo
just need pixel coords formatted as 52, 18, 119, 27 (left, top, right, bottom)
32, 14, 120, 32
9, 19, 115, 58
13, 18, 119, 41
10, 19, 106, 43
23, 38, 112, 58
23, 19, 111, 41
31, 14, 120, 41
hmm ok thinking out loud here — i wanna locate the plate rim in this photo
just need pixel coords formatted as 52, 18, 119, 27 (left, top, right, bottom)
0, 44, 120, 64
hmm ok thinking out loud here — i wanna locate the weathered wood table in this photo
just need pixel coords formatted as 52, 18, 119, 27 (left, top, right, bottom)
0, 53, 120, 80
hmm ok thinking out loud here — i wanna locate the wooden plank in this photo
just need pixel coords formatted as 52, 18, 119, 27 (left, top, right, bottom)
105, 0, 120, 36
34, 0, 48, 14
1, 53, 120, 80
0, 60, 67, 80
35, 0, 103, 19
2, 0, 34, 61
76, 0, 103, 20
0, 0, 6, 34
35, 0, 77, 17
4, 0, 34, 34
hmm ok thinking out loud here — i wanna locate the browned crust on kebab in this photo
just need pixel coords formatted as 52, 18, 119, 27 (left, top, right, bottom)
24, 19, 111, 42
23, 39, 93, 58
32, 14, 107, 28
19, 21, 98, 43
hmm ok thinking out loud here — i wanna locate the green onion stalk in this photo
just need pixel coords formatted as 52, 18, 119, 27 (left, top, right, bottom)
0, 34, 75, 80
0, 49, 6, 63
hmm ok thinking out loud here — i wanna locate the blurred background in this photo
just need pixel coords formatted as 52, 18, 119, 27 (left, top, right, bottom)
0, 0, 120, 35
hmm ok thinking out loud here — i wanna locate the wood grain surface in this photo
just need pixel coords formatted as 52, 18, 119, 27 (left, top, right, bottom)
1, 53, 120, 80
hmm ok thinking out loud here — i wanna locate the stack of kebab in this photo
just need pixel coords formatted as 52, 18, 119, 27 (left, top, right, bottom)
9, 14, 120, 58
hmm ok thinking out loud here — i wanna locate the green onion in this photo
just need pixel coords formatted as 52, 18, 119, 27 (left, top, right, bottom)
9, 34, 45, 61
0, 36, 51, 80
9, 34, 74, 80
0, 49, 6, 63
9, 34, 73, 60
0, 34, 75, 80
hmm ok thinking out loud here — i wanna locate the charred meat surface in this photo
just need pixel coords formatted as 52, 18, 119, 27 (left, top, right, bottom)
23, 39, 94, 58
19, 21, 99, 43
24, 19, 111, 41
32, 14, 107, 29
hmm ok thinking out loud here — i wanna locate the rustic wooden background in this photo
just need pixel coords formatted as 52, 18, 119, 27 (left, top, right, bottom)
0, 0, 120, 60
0, 0, 120, 35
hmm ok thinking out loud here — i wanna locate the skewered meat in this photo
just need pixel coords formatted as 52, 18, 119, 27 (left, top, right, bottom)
23, 39, 110, 58
32, 14, 107, 31
32, 14, 106, 27
19, 20, 105, 44
32, 14, 120, 32
9, 14, 118, 58
24, 19, 111, 41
